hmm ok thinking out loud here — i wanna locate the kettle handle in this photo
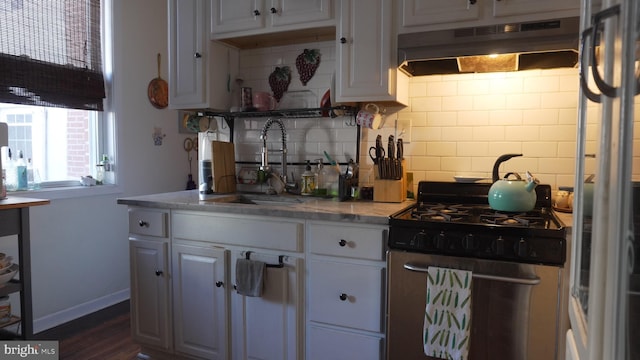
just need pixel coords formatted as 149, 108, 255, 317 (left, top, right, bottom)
503, 172, 522, 180
492, 153, 523, 182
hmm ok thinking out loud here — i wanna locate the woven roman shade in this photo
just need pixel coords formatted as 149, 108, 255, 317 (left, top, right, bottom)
0, 0, 105, 111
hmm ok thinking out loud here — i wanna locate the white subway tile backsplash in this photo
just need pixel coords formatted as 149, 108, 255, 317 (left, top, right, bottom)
539, 125, 577, 141
458, 111, 489, 126
487, 142, 523, 155
427, 81, 458, 96
523, 109, 559, 125
236, 43, 608, 191
458, 142, 489, 156
473, 126, 506, 141
489, 110, 523, 125
541, 92, 578, 109
505, 93, 541, 109
523, 76, 559, 93
427, 111, 457, 126
427, 142, 457, 156
412, 96, 443, 112
442, 95, 474, 111
522, 142, 558, 157
504, 126, 540, 141
441, 157, 472, 171
473, 94, 506, 110
442, 127, 472, 141
458, 79, 489, 95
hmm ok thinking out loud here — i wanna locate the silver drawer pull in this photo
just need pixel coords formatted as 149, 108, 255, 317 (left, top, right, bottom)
138, 220, 149, 228
403, 263, 541, 286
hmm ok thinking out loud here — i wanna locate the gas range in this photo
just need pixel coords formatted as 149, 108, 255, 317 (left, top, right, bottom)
389, 181, 567, 266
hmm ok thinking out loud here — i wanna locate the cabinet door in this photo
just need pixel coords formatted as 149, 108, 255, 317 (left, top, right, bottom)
492, 0, 579, 17
168, 0, 207, 107
269, 0, 331, 27
402, 0, 480, 27
231, 253, 302, 360
172, 243, 229, 360
211, 0, 264, 34
336, 0, 407, 103
129, 238, 171, 350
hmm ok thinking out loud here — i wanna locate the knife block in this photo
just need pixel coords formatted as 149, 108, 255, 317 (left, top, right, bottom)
373, 160, 406, 203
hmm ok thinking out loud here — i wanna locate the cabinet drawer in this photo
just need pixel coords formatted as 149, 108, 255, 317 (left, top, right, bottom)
128, 209, 168, 238
172, 212, 303, 252
308, 325, 383, 360
308, 223, 386, 260
309, 260, 384, 332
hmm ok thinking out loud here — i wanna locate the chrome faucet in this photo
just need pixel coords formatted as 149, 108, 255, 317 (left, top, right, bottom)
260, 118, 298, 194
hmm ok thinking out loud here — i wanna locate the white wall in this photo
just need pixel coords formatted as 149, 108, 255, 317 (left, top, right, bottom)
21, 0, 189, 333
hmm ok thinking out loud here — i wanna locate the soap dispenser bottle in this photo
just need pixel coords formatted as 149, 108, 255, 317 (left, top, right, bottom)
301, 160, 315, 196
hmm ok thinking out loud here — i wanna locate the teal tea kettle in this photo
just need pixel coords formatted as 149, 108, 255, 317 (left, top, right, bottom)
488, 154, 539, 212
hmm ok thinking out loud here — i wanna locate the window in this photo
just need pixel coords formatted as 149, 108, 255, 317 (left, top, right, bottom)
0, 1, 111, 190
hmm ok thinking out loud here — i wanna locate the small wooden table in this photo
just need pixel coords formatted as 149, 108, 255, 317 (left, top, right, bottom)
0, 196, 50, 339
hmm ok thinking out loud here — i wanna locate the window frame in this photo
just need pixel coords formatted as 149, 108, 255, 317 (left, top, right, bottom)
1, 0, 118, 200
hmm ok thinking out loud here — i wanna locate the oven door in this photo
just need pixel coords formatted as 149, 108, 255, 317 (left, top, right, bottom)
387, 250, 564, 360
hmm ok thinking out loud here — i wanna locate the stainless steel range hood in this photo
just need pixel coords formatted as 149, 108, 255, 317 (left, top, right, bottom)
398, 17, 580, 76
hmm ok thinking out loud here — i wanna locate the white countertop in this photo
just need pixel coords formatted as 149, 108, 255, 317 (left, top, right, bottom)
118, 190, 415, 225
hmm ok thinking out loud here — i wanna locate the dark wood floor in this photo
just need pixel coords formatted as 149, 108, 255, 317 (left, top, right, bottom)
58, 312, 140, 360
36, 301, 141, 360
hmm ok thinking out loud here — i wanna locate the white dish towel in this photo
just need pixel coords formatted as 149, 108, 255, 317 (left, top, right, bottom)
423, 267, 472, 360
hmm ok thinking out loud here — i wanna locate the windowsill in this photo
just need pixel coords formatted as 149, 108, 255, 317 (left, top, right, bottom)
6, 184, 123, 201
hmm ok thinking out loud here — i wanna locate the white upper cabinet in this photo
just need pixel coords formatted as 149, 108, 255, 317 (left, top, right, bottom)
211, 0, 265, 34
402, 0, 481, 27
398, 0, 581, 32
211, 0, 334, 38
492, 0, 580, 17
270, 0, 332, 27
336, 0, 409, 105
169, 0, 239, 110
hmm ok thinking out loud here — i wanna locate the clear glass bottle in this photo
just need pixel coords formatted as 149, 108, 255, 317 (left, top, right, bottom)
15, 150, 27, 191
4, 148, 16, 192
95, 164, 105, 184
314, 159, 327, 197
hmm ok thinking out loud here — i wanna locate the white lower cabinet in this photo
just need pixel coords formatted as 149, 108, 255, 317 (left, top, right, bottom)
306, 221, 388, 360
129, 237, 172, 351
172, 242, 229, 359
230, 251, 303, 360
128, 208, 388, 360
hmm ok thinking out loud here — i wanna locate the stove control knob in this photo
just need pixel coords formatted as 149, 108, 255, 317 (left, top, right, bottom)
495, 236, 505, 255
463, 234, 475, 251
436, 231, 446, 250
517, 238, 528, 257
411, 231, 427, 248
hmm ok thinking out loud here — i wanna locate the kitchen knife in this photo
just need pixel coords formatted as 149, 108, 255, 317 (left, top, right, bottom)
376, 135, 384, 178
388, 135, 395, 179
396, 138, 403, 179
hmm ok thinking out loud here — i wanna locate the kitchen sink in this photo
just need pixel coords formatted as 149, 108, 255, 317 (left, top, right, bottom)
203, 193, 308, 206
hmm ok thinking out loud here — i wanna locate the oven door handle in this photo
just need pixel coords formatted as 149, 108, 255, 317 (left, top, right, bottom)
403, 263, 541, 286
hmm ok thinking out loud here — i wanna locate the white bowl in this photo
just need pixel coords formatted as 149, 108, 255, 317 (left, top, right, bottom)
0, 264, 18, 286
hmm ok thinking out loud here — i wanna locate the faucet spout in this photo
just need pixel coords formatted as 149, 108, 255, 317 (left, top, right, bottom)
260, 118, 297, 193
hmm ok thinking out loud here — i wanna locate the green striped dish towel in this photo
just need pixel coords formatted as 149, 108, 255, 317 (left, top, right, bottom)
423, 267, 472, 360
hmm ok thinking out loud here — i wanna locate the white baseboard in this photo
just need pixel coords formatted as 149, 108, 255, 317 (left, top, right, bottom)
33, 289, 130, 334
